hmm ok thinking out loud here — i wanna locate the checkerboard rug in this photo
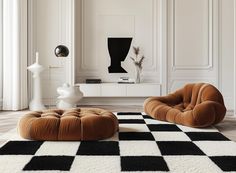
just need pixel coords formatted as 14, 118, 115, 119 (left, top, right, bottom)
0, 112, 236, 173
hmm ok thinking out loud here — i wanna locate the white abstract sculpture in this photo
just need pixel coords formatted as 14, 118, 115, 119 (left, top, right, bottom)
28, 52, 46, 111
57, 83, 83, 109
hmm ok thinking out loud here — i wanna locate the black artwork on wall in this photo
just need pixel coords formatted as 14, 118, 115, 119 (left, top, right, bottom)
108, 37, 132, 73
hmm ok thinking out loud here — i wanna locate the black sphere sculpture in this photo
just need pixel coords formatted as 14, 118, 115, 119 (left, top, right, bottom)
108, 37, 132, 73
54, 45, 69, 57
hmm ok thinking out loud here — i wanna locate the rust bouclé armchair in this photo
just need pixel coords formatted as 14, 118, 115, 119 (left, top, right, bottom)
144, 83, 226, 127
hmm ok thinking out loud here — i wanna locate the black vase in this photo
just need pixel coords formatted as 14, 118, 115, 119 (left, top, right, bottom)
108, 37, 132, 73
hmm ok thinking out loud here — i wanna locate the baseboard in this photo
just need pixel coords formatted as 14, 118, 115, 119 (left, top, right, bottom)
43, 97, 148, 106
226, 110, 234, 116
43, 98, 57, 107
42, 98, 235, 114
223, 95, 234, 112
0, 98, 2, 110
76, 97, 147, 106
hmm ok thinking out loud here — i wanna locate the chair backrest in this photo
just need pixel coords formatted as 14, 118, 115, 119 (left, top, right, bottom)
182, 83, 225, 110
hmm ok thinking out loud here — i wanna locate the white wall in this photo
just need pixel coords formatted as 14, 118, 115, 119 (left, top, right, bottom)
28, 0, 73, 105
0, 0, 2, 109
220, 0, 234, 110
30, 0, 234, 109
167, 0, 219, 93
76, 0, 160, 83
167, 0, 234, 111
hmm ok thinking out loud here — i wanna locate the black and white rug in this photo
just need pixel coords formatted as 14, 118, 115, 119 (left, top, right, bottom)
0, 112, 236, 173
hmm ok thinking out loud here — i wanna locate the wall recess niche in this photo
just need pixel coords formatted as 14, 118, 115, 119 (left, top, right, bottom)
75, 0, 161, 83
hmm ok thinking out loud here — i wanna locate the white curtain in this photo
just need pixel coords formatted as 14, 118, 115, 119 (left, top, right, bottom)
2, 0, 28, 110
0, 0, 3, 110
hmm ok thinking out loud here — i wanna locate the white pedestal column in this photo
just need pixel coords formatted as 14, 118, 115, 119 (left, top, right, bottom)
28, 52, 46, 111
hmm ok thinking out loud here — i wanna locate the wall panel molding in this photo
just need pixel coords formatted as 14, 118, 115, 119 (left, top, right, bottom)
77, 0, 160, 83
171, 0, 213, 70
0, 0, 3, 108
218, 0, 234, 110
169, 78, 218, 93
234, 0, 236, 115
167, 0, 219, 94
28, 0, 74, 105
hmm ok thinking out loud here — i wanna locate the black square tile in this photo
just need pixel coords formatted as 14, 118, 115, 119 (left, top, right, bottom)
210, 156, 236, 171
186, 132, 230, 141
119, 132, 155, 141
121, 156, 169, 171
0, 141, 43, 155
119, 119, 145, 124
117, 112, 142, 115
143, 115, 154, 119
157, 141, 205, 155
76, 141, 119, 155
148, 124, 182, 131
23, 156, 74, 171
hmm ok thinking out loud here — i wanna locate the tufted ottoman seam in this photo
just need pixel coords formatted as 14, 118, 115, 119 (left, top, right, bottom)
25, 118, 34, 139
57, 117, 61, 140
28, 119, 35, 139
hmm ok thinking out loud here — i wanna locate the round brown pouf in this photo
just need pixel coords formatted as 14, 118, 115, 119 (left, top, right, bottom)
18, 108, 118, 141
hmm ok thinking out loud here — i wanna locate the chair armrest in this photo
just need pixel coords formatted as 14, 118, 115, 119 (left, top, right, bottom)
192, 101, 226, 126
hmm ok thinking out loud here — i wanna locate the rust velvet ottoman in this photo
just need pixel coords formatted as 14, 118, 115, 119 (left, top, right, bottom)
18, 108, 118, 141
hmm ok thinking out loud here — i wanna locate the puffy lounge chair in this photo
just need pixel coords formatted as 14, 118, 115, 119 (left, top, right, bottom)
144, 83, 226, 127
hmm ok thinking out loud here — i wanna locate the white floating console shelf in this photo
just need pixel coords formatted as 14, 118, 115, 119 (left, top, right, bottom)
75, 83, 160, 97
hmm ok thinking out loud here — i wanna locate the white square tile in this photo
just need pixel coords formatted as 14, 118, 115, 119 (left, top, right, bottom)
144, 119, 172, 125
0, 155, 32, 173
194, 141, 236, 156
119, 124, 150, 132
22, 171, 67, 173
152, 132, 191, 141
0, 141, 7, 148
119, 141, 161, 156
70, 156, 120, 173
113, 112, 118, 115
177, 125, 218, 132
121, 171, 166, 173
35, 141, 80, 156
164, 156, 222, 173
117, 115, 143, 120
